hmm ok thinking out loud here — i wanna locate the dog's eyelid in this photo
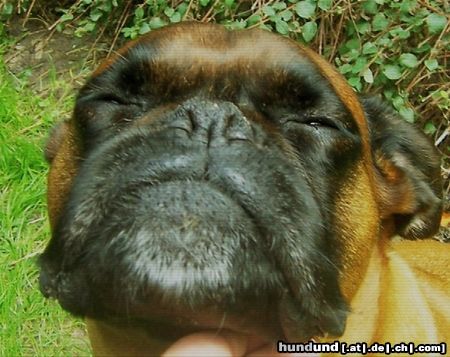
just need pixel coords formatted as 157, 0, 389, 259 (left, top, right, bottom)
304, 116, 339, 129
81, 91, 143, 107
98, 94, 129, 105
282, 115, 340, 130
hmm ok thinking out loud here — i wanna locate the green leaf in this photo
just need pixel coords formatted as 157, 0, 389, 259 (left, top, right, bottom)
399, 53, 418, 68
2, 3, 13, 15
399, 107, 415, 123
424, 59, 439, 71
60, 13, 74, 22
99, 2, 112, 12
199, 0, 210, 6
424, 122, 437, 135
170, 12, 181, 23
345, 38, 360, 50
318, 0, 332, 11
302, 21, 317, 42
352, 57, 368, 74
90, 9, 103, 22
339, 63, 353, 74
280, 9, 293, 21
383, 65, 402, 80
275, 20, 289, 35
356, 21, 370, 34
392, 96, 405, 110
389, 28, 410, 39
139, 22, 151, 34
295, 0, 317, 19
83, 21, 96, 32
346, 49, 361, 61
176, 3, 188, 15
247, 14, 262, 26
135, 7, 144, 20
426, 14, 447, 34
263, 5, 276, 17
362, 0, 378, 14
225, 19, 247, 30
149, 17, 166, 29
225, 0, 235, 7
273, 2, 287, 10
372, 13, 389, 31
399, 0, 417, 13
348, 77, 362, 91
415, 43, 431, 53
363, 68, 374, 83
362, 42, 377, 55
164, 7, 175, 17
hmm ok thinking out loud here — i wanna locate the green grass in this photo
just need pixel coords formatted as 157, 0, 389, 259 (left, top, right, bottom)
0, 52, 91, 355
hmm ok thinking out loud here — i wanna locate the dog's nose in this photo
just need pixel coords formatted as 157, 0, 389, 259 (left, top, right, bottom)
170, 99, 254, 146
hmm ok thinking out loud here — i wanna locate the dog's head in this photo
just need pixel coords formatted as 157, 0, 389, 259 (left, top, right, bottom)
39, 22, 442, 342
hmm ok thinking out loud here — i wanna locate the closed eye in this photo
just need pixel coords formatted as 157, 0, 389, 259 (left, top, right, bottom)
97, 94, 128, 105
303, 116, 339, 130
282, 115, 340, 130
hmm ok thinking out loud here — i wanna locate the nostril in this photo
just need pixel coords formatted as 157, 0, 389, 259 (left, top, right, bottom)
225, 114, 252, 142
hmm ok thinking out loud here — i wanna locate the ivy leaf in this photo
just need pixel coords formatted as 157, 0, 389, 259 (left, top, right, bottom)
424, 59, 439, 71
383, 65, 402, 80
399, 107, 415, 123
352, 57, 367, 74
139, 22, 150, 35
2, 3, 13, 15
170, 12, 181, 23
302, 21, 317, 42
339, 63, 353, 74
135, 7, 144, 20
348, 77, 362, 91
363, 68, 374, 83
362, 0, 378, 14
263, 5, 276, 17
280, 9, 293, 21
272, 2, 287, 10
372, 13, 389, 31
247, 14, 262, 26
362, 42, 378, 55
60, 13, 74, 22
424, 122, 437, 135
356, 21, 370, 34
90, 9, 103, 22
164, 7, 175, 17
295, 0, 317, 19
149, 17, 166, 29
275, 20, 289, 35
399, 53, 418, 68
318, 0, 332, 11
426, 13, 447, 34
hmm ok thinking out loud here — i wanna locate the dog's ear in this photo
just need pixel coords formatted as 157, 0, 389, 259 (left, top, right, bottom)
362, 96, 442, 239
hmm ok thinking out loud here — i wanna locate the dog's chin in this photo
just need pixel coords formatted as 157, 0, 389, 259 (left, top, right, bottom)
40, 180, 287, 339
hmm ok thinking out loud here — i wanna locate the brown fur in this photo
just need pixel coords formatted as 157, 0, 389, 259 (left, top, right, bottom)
43, 23, 449, 355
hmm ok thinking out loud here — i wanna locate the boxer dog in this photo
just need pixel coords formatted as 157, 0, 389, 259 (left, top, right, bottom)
39, 22, 449, 355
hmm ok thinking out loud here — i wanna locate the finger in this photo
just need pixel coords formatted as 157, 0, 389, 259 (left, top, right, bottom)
162, 331, 247, 357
